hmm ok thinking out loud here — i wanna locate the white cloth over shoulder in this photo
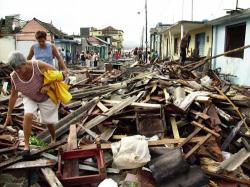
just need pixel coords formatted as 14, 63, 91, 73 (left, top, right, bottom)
111, 135, 151, 169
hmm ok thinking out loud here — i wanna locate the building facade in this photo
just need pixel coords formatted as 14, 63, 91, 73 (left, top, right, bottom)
0, 15, 24, 63
210, 9, 250, 86
150, 23, 171, 59
90, 26, 124, 50
160, 21, 212, 60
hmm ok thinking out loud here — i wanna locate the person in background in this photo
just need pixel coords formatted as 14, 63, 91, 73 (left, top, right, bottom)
90, 51, 95, 67
180, 32, 191, 65
133, 47, 138, 61
80, 51, 86, 66
4, 51, 60, 155
27, 31, 68, 72
75, 51, 80, 64
108, 50, 112, 62
93, 52, 99, 67
114, 50, 120, 63
138, 48, 143, 62
66, 50, 72, 64
85, 51, 91, 67
61, 48, 66, 60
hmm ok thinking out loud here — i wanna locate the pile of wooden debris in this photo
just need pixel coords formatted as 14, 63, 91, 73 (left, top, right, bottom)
0, 55, 250, 187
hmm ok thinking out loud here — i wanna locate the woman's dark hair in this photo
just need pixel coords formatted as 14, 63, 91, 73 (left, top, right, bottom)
35, 31, 47, 39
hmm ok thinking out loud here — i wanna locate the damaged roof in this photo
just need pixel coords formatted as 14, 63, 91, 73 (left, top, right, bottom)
209, 8, 250, 25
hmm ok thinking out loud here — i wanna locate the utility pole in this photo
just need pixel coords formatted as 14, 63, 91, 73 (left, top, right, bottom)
145, 0, 148, 63
141, 26, 144, 49
191, 0, 193, 21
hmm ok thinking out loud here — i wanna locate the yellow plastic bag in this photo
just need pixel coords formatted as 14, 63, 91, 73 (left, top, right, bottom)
43, 70, 72, 104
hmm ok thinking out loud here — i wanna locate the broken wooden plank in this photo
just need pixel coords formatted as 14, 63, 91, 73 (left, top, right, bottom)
41, 167, 63, 187
97, 101, 109, 112
163, 88, 170, 103
215, 106, 234, 122
191, 121, 220, 138
184, 133, 212, 159
189, 110, 210, 120
102, 99, 161, 109
188, 44, 250, 71
219, 148, 250, 172
79, 96, 138, 136
170, 117, 180, 139
215, 86, 250, 134
79, 136, 208, 150
221, 119, 245, 151
205, 170, 250, 186
63, 125, 79, 178
6, 159, 55, 169
177, 128, 201, 148
0, 139, 66, 171
0, 134, 16, 143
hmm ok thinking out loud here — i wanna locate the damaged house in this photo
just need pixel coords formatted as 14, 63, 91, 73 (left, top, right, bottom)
210, 8, 250, 86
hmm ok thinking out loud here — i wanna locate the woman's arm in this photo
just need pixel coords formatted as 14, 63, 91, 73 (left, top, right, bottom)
4, 84, 18, 127
37, 60, 56, 73
52, 45, 68, 71
27, 46, 34, 60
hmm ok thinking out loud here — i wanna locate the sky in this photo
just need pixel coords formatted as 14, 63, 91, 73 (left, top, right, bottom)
1, 0, 250, 48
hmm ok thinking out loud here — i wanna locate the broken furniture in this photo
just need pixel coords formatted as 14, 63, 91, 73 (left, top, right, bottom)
57, 148, 106, 185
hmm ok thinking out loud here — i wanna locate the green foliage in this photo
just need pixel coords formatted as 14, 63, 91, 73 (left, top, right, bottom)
29, 136, 48, 147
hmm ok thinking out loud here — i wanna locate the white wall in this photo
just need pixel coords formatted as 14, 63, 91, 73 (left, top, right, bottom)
0, 36, 16, 63
212, 18, 250, 86
16, 40, 36, 58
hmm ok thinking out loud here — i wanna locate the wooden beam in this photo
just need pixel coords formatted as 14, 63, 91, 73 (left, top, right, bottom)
188, 44, 250, 71
205, 170, 250, 186
0, 140, 66, 171
79, 96, 138, 136
97, 101, 109, 112
102, 99, 161, 109
79, 136, 207, 150
215, 86, 250, 134
170, 117, 180, 139
184, 134, 212, 159
63, 125, 79, 178
163, 88, 170, 103
6, 159, 55, 169
41, 168, 63, 187
191, 121, 220, 138
177, 128, 201, 148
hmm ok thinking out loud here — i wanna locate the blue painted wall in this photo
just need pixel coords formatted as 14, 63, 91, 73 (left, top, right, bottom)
212, 18, 250, 86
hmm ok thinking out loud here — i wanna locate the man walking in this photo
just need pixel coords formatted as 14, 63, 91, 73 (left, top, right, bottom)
180, 32, 191, 65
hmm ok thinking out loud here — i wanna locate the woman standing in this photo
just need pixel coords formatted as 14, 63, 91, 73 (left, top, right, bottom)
4, 51, 60, 155
27, 31, 68, 72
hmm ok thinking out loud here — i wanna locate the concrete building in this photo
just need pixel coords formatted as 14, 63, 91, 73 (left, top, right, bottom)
160, 20, 212, 60
210, 8, 250, 86
150, 23, 171, 59
0, 14, 25, 63
90, 26, 124, 49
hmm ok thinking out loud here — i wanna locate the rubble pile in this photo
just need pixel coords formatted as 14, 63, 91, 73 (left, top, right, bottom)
0, 59, 250, 187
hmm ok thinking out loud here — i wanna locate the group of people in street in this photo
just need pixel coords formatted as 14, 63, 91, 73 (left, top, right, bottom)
4, 30, 69, 156
80, 51, 99, 67
108, 49, 122, 62
132, 32, 191, 65
133, 47, 159, 64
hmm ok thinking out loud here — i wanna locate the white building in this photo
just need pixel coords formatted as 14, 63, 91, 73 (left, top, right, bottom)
210, 8, 250, 86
